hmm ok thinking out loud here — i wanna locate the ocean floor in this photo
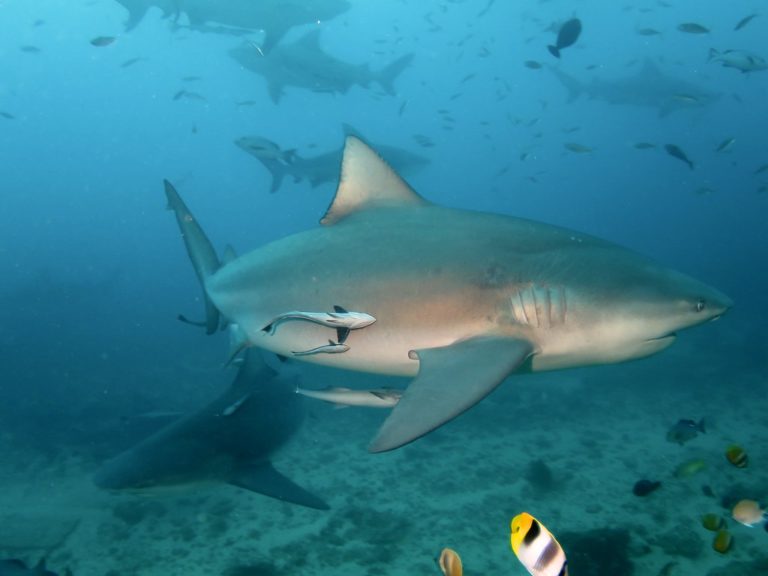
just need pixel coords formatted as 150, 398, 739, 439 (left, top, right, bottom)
0, 330, 766, 576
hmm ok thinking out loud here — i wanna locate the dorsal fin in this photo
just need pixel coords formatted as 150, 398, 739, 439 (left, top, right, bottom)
320, 136, 427, 226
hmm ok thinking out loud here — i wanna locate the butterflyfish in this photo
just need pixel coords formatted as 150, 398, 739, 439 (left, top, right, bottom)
510, 513, 568, 576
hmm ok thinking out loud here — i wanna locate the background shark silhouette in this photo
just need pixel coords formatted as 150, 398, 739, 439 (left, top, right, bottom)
112, 0, 351, 52
94, 350, 329, 510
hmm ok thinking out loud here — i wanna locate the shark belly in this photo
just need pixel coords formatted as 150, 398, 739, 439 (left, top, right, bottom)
209, 268, 505, 376
207, 208, 540, 375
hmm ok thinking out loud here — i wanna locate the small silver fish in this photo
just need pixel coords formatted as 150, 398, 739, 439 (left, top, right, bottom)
292, 340, 350, 357
715, 137, 735, 153
90, 35, 116, 47
296, 386, 402, 408
734, 14, 758, 31
664, 144, 694, 170
564, 142, 593, 154
673, 93, 700, 104
262, 306, 376, 342
173, 89, 207, 102
666, 418, 706, 445
677, 22, 710, 34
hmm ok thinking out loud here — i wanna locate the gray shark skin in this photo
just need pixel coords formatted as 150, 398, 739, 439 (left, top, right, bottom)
94, 350, 329, 510
229, 31, 414, 103
235, 124, 429, 193
165, 137, 732, 453
549, 60, 717, 116
113, 0, 350, 53
0, 558, 68, 576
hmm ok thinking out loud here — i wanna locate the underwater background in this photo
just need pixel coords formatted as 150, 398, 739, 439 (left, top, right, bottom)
0, 0, 766, 574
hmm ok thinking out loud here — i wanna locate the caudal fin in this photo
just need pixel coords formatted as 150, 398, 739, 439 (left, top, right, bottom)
164, 180, 221, 334
548, 65, 583, 102
376, 54, 415, 94
231, 461, 329, 510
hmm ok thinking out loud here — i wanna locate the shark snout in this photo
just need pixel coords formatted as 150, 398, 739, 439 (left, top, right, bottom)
700, 288, 733, 321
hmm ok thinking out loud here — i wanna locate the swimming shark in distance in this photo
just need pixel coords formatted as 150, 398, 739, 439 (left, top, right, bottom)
549, 59, 718, 116
164, 137, 732, 453
235, 124, 429, 193
94, 350, 328, 509
112, 0, 350, 53
229, 30, 414, 103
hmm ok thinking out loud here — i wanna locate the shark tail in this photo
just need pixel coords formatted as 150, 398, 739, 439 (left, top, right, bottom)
376, 53, 415, 95
548, 66, 583, 102
255, 157, 291, 193
164, 180, 222, 334
547, 45, 561, 58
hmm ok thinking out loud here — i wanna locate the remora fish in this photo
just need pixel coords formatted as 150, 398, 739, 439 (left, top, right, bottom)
548, 18, 582, 58
164, 137, 731, 452
296, 386, 402, 408
292, 340, 349, 357
262, 306, 376, 344
94, 350, 328, 509
229, 30, 414, 103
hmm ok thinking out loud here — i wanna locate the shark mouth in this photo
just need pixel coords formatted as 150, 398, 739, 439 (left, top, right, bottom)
646, 333, 677, 347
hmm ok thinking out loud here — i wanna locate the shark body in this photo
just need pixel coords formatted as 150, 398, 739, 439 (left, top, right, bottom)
94, 350, 328, 509
165, 137, 731, 452
550, 60, 718, 116
112, 0, 350, 52
229, 31, 414, 103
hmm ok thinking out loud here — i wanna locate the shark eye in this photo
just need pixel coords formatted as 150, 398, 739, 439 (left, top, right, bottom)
695, 299, 706, 313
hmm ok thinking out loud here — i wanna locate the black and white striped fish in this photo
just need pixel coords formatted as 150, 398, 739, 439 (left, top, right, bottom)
510, 513, 568, 576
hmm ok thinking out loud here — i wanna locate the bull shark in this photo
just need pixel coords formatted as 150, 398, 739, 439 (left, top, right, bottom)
229, 30, 414, 103
94, 350, 329, 509
549, 59, 717, 116
164, 137, 731, 453
235, 124, 429, 193
112, 0, 350, 53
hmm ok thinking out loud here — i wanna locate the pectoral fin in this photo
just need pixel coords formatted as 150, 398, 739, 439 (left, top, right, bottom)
230, 462, 329, 510
368, 336, 535, 453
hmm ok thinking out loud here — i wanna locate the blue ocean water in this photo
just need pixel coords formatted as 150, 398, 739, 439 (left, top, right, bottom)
0, 1, 766, 575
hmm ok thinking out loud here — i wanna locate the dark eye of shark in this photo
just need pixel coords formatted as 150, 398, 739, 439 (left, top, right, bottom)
695, 299, 706, 313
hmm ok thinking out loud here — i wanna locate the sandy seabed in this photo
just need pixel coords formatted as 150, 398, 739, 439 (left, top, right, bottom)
1, 331, 766, 576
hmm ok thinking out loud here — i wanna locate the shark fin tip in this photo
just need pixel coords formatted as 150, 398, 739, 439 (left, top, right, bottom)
321, 137, 426, 226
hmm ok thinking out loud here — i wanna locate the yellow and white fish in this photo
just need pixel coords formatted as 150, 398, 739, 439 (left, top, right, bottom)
732, 499, 767, 527
437, 548, 463, 576
510, 513, 568, 576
